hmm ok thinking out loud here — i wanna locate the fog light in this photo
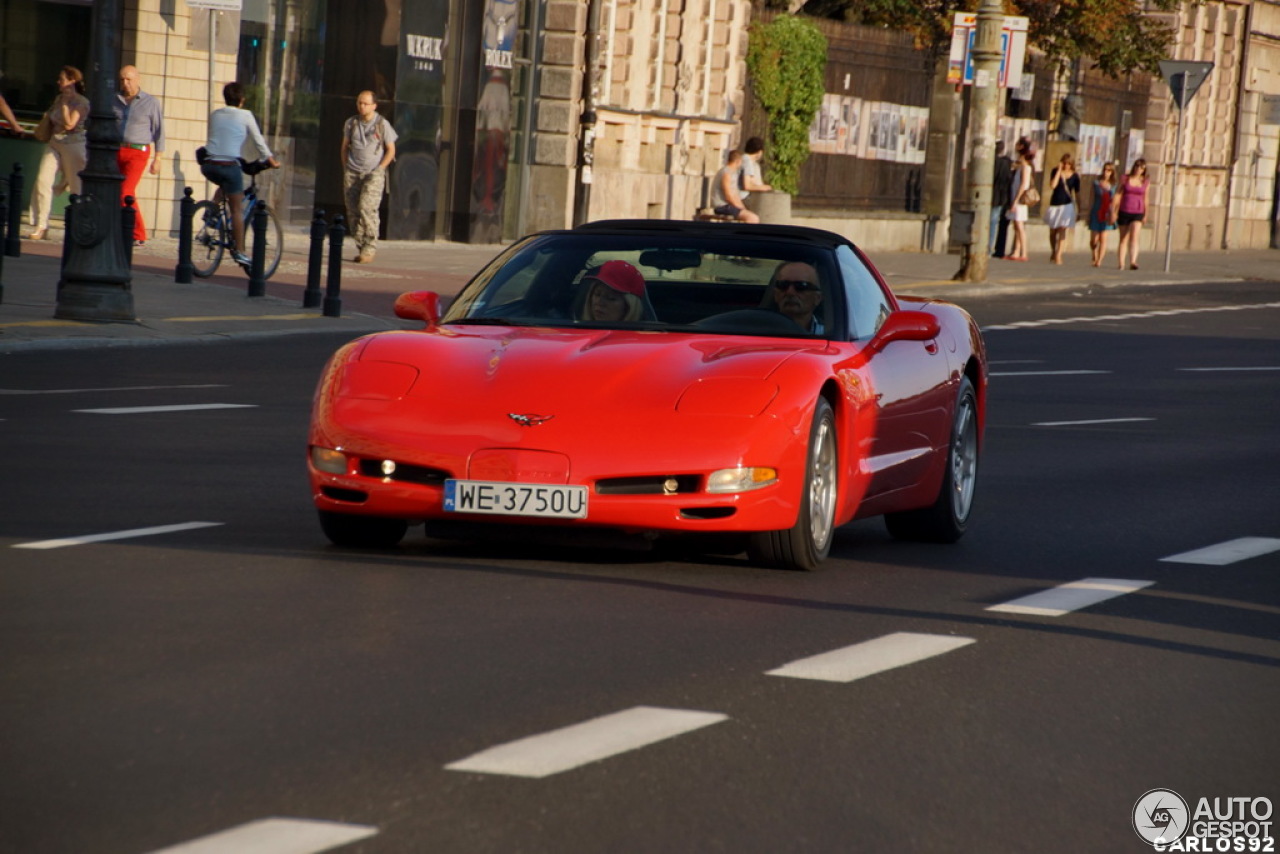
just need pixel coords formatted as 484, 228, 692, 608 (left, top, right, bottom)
706, 467, 777, 494
311, 446, 348, 474
380, 459, 397, 477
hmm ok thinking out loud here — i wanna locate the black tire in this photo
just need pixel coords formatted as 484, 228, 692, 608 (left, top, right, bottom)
318, 510, 409, 548
189, 200, 224, 278
748, 397, 838, 571
885, 375, 979, 543
246, 203, 284, 279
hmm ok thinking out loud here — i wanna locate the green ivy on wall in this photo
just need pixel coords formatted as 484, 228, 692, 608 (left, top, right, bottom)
746, 15, 828, 196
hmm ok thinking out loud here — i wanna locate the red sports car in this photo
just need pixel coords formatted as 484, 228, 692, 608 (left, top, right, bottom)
308, 220, 987, 570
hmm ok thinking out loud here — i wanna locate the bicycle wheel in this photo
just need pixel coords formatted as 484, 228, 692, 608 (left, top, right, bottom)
245, 203, 284, 279
189, 200, 224, 277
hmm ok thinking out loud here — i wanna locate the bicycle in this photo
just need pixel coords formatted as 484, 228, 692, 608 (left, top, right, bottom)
188, 158, 284, 279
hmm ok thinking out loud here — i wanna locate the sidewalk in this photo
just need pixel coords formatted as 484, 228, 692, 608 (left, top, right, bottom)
2, 223, 1275, 352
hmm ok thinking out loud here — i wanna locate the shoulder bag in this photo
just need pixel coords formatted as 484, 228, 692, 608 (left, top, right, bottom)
33, 112, 53, 143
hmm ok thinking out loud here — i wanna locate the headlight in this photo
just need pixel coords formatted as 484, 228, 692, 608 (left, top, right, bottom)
706, 467, 778, 493
311, 446, 348, 474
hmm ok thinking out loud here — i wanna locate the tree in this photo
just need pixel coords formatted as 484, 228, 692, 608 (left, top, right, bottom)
745, 14, 828, 194
781, 0, 1182, 76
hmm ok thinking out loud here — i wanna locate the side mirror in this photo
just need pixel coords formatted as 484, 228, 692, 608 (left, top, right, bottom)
393, 291, 441, 328
867, 309, 940, 354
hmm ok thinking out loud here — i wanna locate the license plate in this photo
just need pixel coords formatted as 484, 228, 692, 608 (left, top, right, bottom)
443, 479, 588, 519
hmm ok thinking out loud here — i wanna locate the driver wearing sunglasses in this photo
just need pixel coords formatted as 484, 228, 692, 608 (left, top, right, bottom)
770, 261, 824, 334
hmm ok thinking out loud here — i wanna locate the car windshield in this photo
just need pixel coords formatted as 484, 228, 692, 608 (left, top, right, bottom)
441, 232, 843, 338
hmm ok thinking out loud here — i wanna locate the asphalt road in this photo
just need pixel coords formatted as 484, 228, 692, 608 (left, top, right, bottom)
1, 281, 1277, 854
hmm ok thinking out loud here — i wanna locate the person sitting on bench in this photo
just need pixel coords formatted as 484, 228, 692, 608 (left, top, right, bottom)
710, 149, 758, 224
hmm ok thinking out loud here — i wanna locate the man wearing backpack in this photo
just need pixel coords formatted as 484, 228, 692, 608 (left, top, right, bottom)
341, 91, 397, 264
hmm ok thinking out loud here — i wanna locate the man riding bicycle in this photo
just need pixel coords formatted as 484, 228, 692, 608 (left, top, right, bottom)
200, 81, 279, 269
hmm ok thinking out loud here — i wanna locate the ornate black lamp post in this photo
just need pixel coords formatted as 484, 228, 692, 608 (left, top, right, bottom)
56, 0, 134, 323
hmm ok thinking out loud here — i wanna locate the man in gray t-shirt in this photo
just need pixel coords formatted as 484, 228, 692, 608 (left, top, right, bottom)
341, 91, 397, 263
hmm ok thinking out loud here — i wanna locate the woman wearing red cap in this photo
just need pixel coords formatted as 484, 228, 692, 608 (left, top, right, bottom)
580, 260, 648, 323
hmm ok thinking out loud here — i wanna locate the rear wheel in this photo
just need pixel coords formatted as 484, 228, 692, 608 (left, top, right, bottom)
748, 397, 838, 571
246, 203, 284, 279
318, 510, 409, 548
189, 200, 223, 277
885, 375, 979, 543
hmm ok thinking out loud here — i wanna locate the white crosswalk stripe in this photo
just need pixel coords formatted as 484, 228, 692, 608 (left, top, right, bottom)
144, 817, 376, 854
766, 632, 975, 683
1160, 537, 1280, 566
445, 706, 728, 779
986, 578, 1154, 617
73, 404, 256, 415
12, 522, 224, 550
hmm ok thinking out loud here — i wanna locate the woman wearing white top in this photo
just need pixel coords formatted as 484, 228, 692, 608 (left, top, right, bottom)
1005, 141, 1034, 261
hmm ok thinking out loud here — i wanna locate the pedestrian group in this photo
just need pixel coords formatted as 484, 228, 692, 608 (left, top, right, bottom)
991, 135, 1149, 269
12, 66, 399, 268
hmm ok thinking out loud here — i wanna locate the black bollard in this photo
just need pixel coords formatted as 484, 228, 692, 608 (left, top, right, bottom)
175, 187, 194, 284
247, 200, 268, 297
121, 195, 137, 267
58, 194, 77, 294
303, 208, 326, 308
5, 163, 22, 258
323, 214, 346, 318
0, 185, 7, 298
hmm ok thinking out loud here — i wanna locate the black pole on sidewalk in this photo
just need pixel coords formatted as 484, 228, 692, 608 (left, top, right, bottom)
323, 214, 345, 318
121, 195, 136, 268
57, 0, 134, 323
247, 201, 268, 297
302, 208, 326, 308
0, 183, 7, 297
58, 195, 78, 293
175, 187, 194, 284
4, 163, 22, 258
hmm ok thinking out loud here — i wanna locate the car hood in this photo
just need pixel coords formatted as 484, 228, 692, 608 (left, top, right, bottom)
358, 326, 827, 412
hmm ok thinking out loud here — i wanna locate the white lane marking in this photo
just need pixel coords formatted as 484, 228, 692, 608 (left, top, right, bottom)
986, 578, 1154, 617
1160, 537, 1280, 566
73, 404, 257, 415
1178, 366, 1280, 372
766, 632, 975, 683
1032, 417, 1155, 427
0, 384, 227, 395
445, 706, 728, 779
983, 301, 1280, 331
13, 522, 224, 550
989, 370, 1110, 377
144, 817, 377, 854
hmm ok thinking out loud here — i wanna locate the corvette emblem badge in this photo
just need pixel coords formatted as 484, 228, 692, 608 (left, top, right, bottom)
509, 413, 554, 427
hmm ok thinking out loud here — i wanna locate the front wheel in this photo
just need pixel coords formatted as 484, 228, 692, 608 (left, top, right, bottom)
748, 397, 838, 571
189, 200, 223, 278
318, 510, 409, 548
245, 203, 284, 279
885, 375, 979, 543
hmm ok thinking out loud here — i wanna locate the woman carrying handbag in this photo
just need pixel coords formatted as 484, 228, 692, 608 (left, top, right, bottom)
28, 66, 89, 241
1005, 140, 1036, 261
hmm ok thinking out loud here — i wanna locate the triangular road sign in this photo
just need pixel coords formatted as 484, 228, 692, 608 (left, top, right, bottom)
1159, 60, 1214, 109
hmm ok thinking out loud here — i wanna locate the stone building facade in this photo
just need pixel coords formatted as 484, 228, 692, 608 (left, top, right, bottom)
524, 0, 752, 233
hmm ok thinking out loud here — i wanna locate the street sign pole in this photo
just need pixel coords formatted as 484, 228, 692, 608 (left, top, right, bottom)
1163, 73, 1186, 274
958, 0, 1004, 282
1157, 60, 1213, 274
